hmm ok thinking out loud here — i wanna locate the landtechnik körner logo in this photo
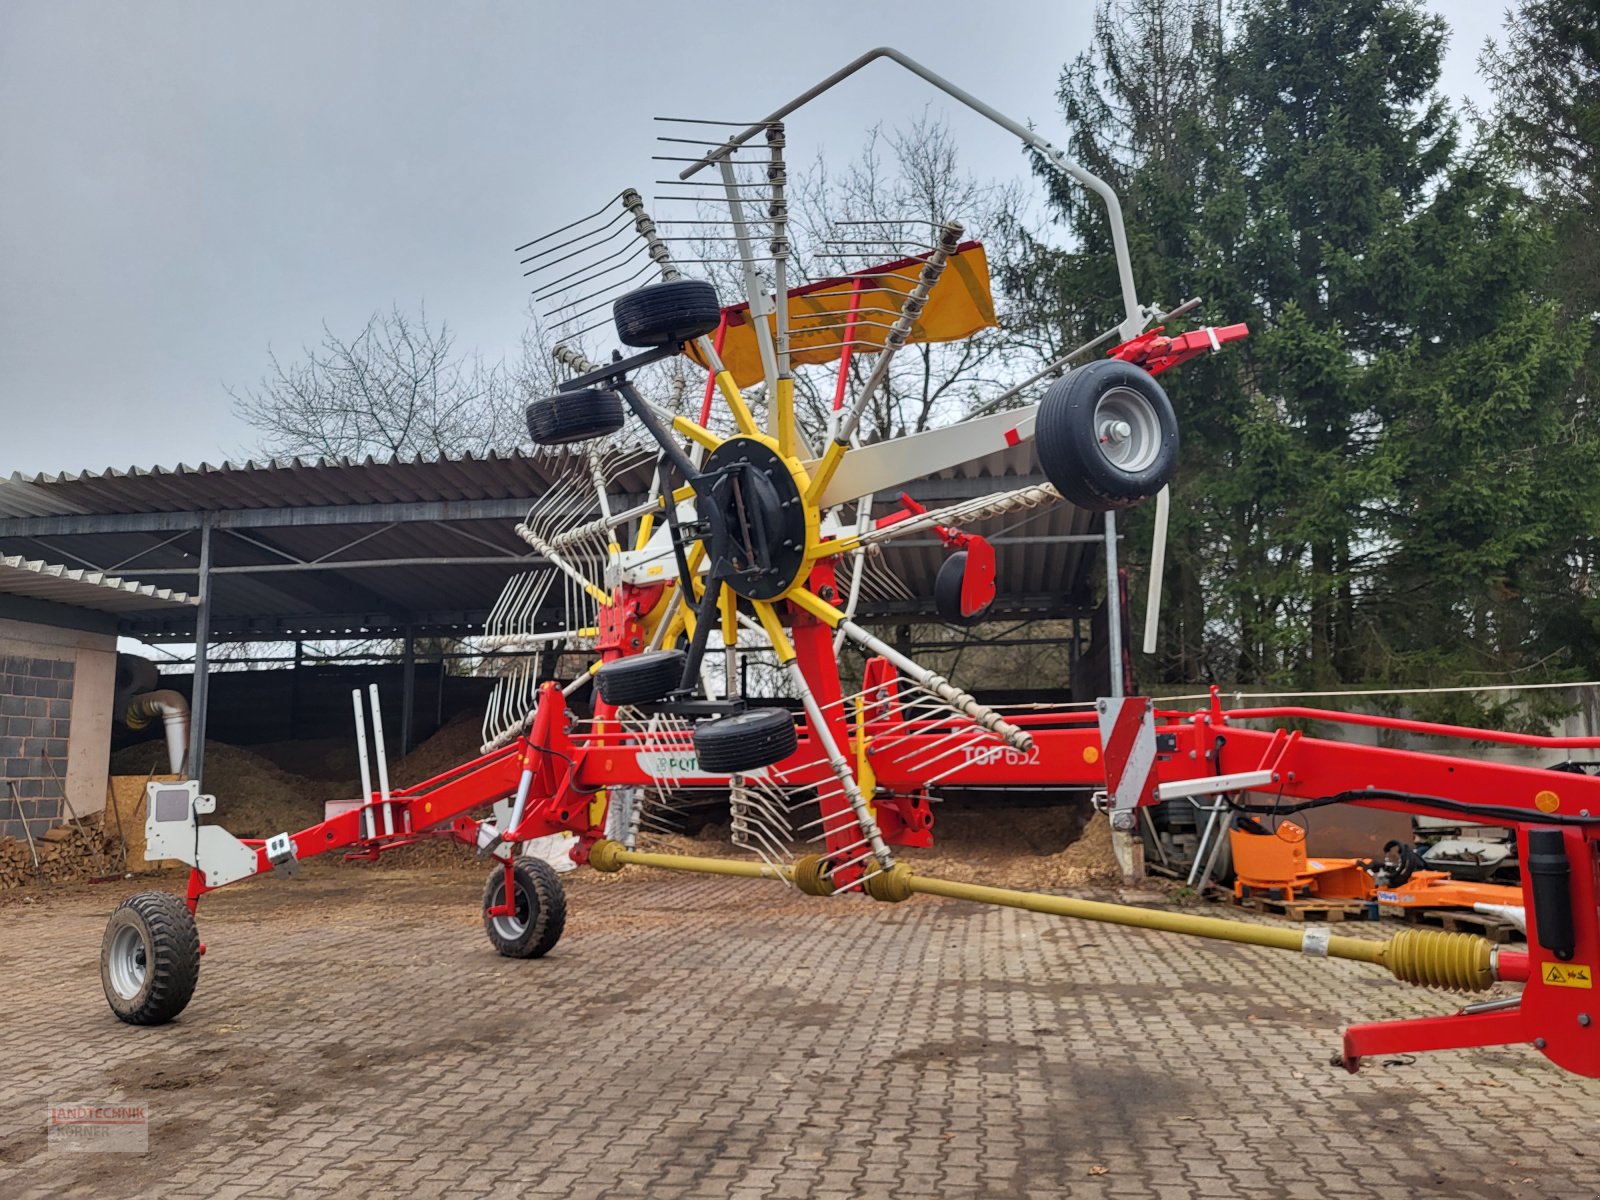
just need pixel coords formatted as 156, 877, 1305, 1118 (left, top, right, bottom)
46, 1102, 149, 1153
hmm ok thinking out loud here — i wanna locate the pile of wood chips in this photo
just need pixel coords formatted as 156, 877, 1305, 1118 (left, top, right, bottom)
0, 811, 124, 889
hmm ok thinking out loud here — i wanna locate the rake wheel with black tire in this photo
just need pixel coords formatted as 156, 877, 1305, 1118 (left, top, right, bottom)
1035, 359, 1178, 511
613, 279, 722, 348
595, 648, 687, 707
693, 707, 798, 774
101, 891, 201, 1026
483, 855, 568, 959
525, 387, 627, 447
934, 551, 992, 625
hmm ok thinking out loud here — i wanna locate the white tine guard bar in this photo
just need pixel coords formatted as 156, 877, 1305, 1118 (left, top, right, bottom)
678, 47, 1150, 340
1143, 485, 1171, 655
352, 689, 375, 840
369, 683, 394, 836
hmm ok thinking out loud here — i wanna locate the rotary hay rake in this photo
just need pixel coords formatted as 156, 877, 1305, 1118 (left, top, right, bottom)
100, 48, 1600, 1082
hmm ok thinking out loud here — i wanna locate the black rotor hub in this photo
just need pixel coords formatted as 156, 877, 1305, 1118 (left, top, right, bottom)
695, 437, 808, 602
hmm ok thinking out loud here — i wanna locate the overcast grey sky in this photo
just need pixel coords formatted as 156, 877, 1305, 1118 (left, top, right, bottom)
0, 1, 1502, 478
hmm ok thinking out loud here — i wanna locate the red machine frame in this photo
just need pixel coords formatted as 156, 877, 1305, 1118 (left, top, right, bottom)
163, 232, 1592, 1080
185, 583, 1600, 1081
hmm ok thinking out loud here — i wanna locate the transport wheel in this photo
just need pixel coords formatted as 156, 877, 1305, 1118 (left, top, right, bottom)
595, 649, 687, 706
693, 708, 798, 773
483, 855, 567, 959
525, 387, 626, 446
101, 891, 201, 1026
934, 551, 991, 625
1034, 359, 1177, 511
613, 279, 722, 348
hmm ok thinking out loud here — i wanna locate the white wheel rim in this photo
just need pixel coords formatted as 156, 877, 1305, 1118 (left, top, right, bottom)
1094, 386, 1162, 474
491, 880, 529, 938
108, 924, 148, 999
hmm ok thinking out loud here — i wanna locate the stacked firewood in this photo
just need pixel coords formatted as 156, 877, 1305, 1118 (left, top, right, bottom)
0, 813, 124, 889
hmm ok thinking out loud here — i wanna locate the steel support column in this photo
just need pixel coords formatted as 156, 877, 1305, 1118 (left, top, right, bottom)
400, 627, 416, 755
1104, 511, 1123, 699
289, 639, 303, 740
436, 655, 446, 728
187, 517, 214, 786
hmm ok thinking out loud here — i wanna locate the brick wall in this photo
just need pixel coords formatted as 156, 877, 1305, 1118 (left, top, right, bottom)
0, 654, 74, 833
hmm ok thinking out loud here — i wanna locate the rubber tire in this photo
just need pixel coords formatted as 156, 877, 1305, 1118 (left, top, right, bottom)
694, 707, 798, 773
526, 388, 626, 446
596, 649, 687, 707
101, 891, 201, 1026
934, 551, 991, 625
613, 279, 721, 348
1035, 359, 1178, 511
482, 855, 568, 959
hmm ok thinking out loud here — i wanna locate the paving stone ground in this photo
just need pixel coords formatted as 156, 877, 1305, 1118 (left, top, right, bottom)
0, 861, 1595, 1198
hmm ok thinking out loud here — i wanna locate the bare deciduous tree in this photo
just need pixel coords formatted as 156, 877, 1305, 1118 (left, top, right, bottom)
787, 112, 1035, 442
231, 304, 518, 459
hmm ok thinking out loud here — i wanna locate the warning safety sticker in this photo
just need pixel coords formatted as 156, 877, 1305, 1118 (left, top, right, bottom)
1542, 962, 1594, 989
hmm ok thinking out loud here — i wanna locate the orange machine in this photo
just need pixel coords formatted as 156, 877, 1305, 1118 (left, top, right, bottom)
1373, 872, 1523, 912
1229, 819, 1374, 901
1229, 819, 1525, 914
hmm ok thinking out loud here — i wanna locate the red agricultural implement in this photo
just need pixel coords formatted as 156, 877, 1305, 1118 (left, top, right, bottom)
97, 48, 1599, 1085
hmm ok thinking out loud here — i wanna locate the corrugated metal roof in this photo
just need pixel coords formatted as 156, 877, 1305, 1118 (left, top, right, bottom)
0, 440, 1052, 517
0, 443, 1096, 637
0, 556, 195, 613
0, 449, 647, 517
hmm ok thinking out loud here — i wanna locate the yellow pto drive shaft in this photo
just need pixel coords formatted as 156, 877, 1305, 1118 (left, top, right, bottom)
586, 840, 1498, 993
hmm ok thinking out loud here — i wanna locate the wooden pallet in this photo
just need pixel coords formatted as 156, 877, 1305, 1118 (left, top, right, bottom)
1231, 894, 1370, 923
1386, 905, 1525, 944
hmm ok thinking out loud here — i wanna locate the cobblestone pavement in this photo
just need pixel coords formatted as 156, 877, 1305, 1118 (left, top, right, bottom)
1, 862, 1595, 1199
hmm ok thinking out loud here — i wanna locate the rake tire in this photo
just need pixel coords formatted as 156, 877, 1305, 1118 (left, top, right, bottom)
101, 891, 201, 1026
483, 855, 567, 959
595, 649, 687, 707
613, 279, 722, 348
525, 387, 626, 446
934, 551, 991, 625
693, 707, 798, 774
1035, 359, 1177, 511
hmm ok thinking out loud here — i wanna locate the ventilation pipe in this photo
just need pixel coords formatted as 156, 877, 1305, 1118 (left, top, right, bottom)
125, 690, 191, 777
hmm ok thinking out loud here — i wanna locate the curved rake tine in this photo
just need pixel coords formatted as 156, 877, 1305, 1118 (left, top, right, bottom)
1143, 485, 1170, 655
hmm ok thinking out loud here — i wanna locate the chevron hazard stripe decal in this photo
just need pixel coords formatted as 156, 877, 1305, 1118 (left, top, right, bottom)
1097, 697, 1157, 813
